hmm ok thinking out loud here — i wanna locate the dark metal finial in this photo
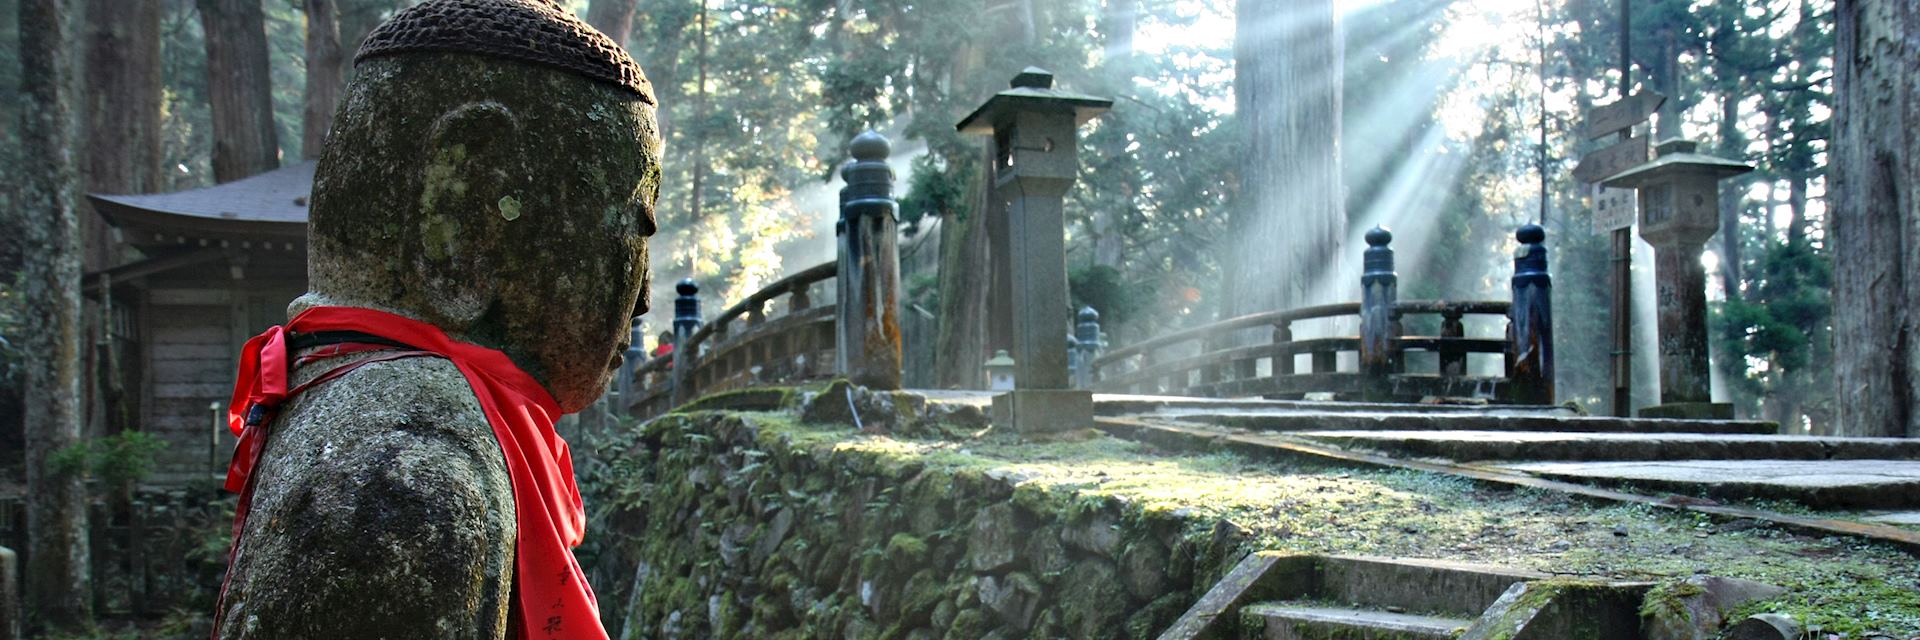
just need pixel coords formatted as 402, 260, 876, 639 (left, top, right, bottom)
1365, 226, 1393, 247
1517, 223, 1546, 245
849, 130, 890, 161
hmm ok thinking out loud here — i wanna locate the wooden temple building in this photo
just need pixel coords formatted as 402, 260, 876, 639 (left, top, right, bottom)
82, 162, 313, 481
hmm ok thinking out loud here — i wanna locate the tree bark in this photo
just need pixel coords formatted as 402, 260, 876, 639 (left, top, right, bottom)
1831, 0, 1918, 438
303, 0, 342, 160
198, 0, 281, 182
586, 0, 637, 47
80, 0, 162, 268
81, 0, 162, 194
1229, 0, 1345, 316
18, 0, 92, 631
931, 11, 995, 389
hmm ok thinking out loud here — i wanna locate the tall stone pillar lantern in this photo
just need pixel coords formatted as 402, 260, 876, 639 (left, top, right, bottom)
957, 67, 1112, 434
1603, 139, 1752, 419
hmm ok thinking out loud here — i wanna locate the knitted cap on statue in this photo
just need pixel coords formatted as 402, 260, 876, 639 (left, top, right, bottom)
213, 1, 659, 638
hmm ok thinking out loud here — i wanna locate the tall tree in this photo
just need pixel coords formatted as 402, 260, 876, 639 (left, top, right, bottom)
18, 0, 91, 630
303, 0, 341, 159
1230, 0, 1345, 316
198, 0, 280, 182
1831, 0, 1918, 438
932, 0, 1032, 389
1089, 0, 1136, 267
586, 0, 638, 46
80, 0, 163, 273
81, 0, 163, 195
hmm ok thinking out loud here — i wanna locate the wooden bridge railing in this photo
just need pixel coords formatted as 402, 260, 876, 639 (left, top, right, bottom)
624, 131, 904, 420
1086, 224, 1554, 404
626, 263, 839, 419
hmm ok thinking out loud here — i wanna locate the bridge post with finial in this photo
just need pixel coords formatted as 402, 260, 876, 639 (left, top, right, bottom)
617, 318, 646, 414
670, 278, 701, 406
957, 67, 1112, 434
1506, 224, 1554, 405
835, 130, 905, 390
1359, 226, 1398, 399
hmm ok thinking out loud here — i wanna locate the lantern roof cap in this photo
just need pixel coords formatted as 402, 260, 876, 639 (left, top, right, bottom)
955, 67, 1113, 136
1601, 138, 1754, 188
984, 349, 1016, 367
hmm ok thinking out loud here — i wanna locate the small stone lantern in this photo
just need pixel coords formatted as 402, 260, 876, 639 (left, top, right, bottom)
984, 350, 1017, 391
1603, 139, 1752, 418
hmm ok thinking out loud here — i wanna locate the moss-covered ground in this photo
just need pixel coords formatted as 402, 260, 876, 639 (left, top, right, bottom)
746, 412, 1920, 637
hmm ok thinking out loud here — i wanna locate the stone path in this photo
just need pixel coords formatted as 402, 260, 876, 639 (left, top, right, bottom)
908, 390, 1920, 547
1290, 430, 1920, 462
1054, 394, 1920, 510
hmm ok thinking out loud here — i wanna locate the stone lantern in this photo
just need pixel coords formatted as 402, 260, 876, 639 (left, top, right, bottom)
984, 350, 1017, 391
957, 67, 1111, 434
1603, 139, 1752, 419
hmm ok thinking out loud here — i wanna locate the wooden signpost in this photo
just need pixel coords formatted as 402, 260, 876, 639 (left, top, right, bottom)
1575, 90, 1663, 417
1572, 134, 1650, 183
1584, 90, 1665, 140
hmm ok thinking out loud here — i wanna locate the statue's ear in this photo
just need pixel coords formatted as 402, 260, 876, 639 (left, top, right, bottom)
414, 100, 531, 328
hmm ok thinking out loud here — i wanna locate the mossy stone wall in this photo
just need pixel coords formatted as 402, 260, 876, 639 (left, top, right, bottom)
579, 411, 1252, 640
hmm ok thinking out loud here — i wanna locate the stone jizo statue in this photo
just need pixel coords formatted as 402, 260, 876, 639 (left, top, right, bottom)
214, 1, 659, 638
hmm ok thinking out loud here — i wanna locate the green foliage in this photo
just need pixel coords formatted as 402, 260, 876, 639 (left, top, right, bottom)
52, 431, 170, 487
1068, 264, 1140, 328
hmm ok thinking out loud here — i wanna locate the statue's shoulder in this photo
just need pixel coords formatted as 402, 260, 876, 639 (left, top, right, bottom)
259, 354, 512, 492
290, 355, 496, 442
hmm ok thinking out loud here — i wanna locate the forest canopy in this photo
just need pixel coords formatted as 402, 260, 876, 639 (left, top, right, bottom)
0, 0, 1843, 429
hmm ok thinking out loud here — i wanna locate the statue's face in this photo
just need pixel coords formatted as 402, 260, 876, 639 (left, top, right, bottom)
308, 54, 661, 412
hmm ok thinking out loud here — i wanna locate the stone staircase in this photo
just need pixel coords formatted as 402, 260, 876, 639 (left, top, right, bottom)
1159, 552, 1650, 640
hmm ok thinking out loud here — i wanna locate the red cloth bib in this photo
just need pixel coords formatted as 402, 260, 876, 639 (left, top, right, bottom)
223, 306, 605, 640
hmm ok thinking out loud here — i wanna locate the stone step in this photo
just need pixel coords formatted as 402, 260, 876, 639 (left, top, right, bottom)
1295, 430, 1920, 462
1501, 459, 1920, 509
1157, 552, 1652, 640
1240, 602, 1470, 640
1163, 411, 1778, 435
1309, 555, 1540, 615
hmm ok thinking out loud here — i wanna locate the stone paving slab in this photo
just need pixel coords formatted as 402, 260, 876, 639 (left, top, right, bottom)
1088, 393, 1574, 417
917, 391, 1576, 417
1295, 430, 1920, 462
1163, 411, 1778, 435
1500, 460, 1920, 509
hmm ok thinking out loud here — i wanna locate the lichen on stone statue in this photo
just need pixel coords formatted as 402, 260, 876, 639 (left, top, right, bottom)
213, 1, 659, 638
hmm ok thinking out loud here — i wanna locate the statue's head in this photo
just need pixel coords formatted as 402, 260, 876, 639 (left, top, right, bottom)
298, 0, 660, 412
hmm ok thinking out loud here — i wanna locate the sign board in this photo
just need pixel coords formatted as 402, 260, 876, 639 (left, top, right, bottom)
1585, 91, 1666, 140
1591, 184, 1636, 232
1572, 135, 1650, 183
